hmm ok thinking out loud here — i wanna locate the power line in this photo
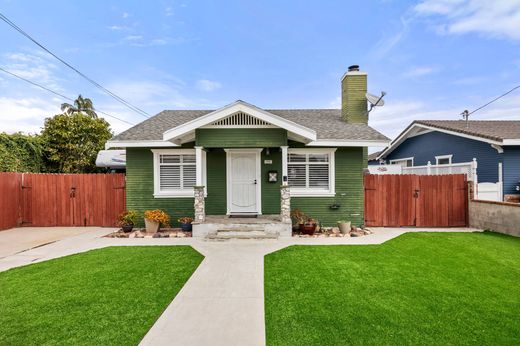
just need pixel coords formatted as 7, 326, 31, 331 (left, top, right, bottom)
0, 66, 135, 126
462, 84, 520, 119
0, 11, 151, 119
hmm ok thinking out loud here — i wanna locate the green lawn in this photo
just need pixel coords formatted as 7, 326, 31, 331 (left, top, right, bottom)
265, 232, 520, 345
0, 246, 203, 345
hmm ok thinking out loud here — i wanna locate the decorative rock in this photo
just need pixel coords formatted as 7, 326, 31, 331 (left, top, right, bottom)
332, 227, 340, 234
169, 232, 178, 238
363, 229, 372, 235
350, 232, 360, 237
134, 231, 144, 238
153, 233, 162, 238
177, 232, 186, 238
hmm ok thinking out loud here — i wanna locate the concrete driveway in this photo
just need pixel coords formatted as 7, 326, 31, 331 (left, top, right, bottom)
0, 227, 113, 259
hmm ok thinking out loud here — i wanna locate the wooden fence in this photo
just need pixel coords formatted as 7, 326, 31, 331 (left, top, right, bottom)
0, 173, 125, 230
365, 174, 468, 227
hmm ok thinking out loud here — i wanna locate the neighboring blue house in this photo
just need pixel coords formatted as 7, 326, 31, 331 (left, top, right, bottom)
375, 120, 520, 200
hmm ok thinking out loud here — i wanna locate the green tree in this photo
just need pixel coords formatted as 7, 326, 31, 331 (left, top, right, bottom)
0, 132, 45, 172
41, 113, 112, 173
60, 95, 97, 118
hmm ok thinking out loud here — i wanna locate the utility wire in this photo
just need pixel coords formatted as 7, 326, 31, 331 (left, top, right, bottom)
463, 84, 520, 118
0, 66, 135, 126
0, 11, 151, 119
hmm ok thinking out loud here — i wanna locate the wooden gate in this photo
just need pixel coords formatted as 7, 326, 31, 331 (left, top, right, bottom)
364, 174, 468, 227
20, 173, 125, 227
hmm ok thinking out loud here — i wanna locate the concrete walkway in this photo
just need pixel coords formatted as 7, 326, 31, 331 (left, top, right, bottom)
0, 227, 110, 259
0, 226, 481, 345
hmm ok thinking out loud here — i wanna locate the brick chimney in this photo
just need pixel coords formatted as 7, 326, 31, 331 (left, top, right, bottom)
341, 65, 368, 124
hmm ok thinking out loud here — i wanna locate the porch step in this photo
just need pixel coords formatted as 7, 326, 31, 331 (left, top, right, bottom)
205, 230, 279, 241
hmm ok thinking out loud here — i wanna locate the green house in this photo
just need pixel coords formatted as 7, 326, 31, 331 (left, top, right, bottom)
106, 66, 389, 237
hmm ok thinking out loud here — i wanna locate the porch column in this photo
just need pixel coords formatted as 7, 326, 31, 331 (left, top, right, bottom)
194, 186, 205, 223
194, 146, 205, 222
280, 185, 291, 223
195, 146, 204, 186
280, 145, 288, 184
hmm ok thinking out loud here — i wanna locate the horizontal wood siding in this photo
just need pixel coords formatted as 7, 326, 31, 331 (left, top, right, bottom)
196, 129, 287, 148
261, 149, 282, 214
205, 149, 227, 215
126, 148, 194, 227
291, 147, 365, 226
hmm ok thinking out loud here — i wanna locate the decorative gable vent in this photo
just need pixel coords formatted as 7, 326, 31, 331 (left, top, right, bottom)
208, 112, 272, 127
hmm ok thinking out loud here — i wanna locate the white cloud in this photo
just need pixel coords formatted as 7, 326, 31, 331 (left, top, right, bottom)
196, 79, 222, 92
371, 16, 411, 58
165, 7, 174, 16
403, 66, 437, 78
122, 12, 130, 18
0, 97, 61, 134
107, 25, 129, 31
414, 0, 520, 40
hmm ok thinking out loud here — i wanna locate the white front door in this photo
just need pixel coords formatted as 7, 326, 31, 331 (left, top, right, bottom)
226, 149, 261, 214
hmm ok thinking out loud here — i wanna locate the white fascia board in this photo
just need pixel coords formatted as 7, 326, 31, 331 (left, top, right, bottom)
162, 100, 317, 142
377, 123, 504, 160
503, 139, 520, 145
306, 139, 390, 147
105, 140, 178, 149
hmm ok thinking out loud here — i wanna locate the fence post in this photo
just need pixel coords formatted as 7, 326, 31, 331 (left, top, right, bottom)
472, 158, 478, 199
427, 161, 432, 175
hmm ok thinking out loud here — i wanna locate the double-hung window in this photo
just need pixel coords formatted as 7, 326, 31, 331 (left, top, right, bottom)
152, 149, 204, 197
287, 148, 336, 196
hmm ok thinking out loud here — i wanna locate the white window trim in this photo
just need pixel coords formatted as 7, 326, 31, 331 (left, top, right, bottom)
288, 148, 336, 197
390, 157, 414, 167
435, 154, 453, 165
151, 149, 206, 198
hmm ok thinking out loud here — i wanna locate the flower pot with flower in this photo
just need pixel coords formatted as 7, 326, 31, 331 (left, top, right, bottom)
143, 209, 170, 233
178, 216, 193, 232
118, 210, 139, 232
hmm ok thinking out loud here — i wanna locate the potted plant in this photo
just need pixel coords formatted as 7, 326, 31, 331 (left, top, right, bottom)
337, 220, 351, 234
178, 216, 193, 232
304, 218, 317, 235
290, 209, 307, 232
144, 209, 170, 233
118, 210, 139, 232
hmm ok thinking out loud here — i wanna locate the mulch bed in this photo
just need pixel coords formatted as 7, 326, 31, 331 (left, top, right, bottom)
105, 228, 192, 238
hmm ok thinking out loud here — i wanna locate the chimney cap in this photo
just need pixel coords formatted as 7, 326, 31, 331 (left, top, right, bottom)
348, 65, 360, 72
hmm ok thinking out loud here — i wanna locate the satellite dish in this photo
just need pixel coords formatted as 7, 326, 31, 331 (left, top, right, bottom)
366, 92, 386, 107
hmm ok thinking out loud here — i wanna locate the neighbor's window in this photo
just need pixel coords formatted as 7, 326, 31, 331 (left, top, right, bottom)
390, 158, 414, 167
436, 155, 452, 165
152, 149, 200, 197
288, 149, 335, 196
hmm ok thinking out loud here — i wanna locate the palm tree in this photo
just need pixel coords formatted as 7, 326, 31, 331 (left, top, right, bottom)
61, 95, 97, 118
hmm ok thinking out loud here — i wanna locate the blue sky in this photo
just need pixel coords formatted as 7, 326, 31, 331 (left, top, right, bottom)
0, 0, 519, 143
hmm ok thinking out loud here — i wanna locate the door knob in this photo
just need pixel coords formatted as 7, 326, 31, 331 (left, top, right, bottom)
253, 179, 257, 185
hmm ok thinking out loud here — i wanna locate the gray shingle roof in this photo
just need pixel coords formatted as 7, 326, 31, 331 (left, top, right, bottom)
111, 109, 389, 142
415, 120, 520, 141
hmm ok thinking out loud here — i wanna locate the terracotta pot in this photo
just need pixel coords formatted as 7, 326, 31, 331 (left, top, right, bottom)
145, 219, 160, 233
298, 223, 305, 232
303, 223, 316, 235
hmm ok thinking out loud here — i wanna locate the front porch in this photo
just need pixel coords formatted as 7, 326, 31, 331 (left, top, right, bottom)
193, 214, 292, 238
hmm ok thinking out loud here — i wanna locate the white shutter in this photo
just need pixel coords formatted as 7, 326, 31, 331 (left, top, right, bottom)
160, 166, 181, 190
